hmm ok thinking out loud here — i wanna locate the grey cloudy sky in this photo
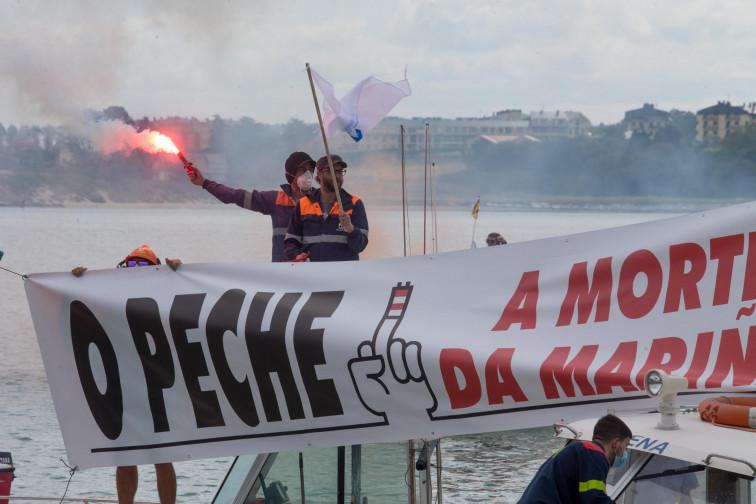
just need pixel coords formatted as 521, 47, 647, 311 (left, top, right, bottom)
1, 0, 754, 128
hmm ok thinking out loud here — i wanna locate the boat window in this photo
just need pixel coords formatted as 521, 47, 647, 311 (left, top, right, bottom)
618, 456, 704, 504
239, 443, 409, 504
706, 467, 752, 504
614, 455, 754, 504
607, 448, 645, 487
213, 454, 259, 504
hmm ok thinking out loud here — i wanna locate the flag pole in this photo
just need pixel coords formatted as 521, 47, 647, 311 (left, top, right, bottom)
470, 196, 480, 248
306, 63, 343, 210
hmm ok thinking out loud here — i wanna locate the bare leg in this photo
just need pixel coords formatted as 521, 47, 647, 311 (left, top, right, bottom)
116, 465, 138, 504
155, 463, 177, 504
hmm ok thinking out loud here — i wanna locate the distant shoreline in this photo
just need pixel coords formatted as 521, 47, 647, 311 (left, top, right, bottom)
0, 196, 746, 214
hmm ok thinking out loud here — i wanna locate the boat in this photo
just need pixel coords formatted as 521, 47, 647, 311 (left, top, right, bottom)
207, 369, 756, 504
554, 370, 756, 504
5, 382, 752, 504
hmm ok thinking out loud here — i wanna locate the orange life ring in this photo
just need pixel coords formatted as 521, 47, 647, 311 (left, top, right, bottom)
699, 396, 756, 431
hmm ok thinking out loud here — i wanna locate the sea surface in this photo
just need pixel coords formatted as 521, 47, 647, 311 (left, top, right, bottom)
0, 204, 682, 502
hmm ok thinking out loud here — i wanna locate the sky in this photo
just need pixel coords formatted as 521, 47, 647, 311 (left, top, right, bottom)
1, 0, 755, 129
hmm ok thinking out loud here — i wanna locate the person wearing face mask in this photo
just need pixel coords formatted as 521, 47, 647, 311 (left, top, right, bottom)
518, 414, 632, 504
186, 151, 316, 262
283, 154, 369, 262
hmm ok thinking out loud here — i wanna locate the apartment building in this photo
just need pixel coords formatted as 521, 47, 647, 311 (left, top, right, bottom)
623, 103, 671, 139
529, 110, 592, 139
328, 110, 591, 154
696, 101, 755, 143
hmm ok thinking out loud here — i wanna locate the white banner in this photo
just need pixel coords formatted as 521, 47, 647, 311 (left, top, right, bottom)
25, 202, 756, 469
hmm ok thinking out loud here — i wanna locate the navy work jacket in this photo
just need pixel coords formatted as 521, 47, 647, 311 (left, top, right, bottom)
518, 440, 614, 504
283, 188, 369, 262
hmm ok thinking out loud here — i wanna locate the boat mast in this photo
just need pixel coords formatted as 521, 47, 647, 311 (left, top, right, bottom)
423, 123, 429, 254
431, 161, 438, 254
401, 125, 408, 257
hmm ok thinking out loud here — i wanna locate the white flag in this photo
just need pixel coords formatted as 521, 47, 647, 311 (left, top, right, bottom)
310, 67, 411, 142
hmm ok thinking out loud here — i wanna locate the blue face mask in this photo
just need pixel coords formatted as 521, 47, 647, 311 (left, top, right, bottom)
613, 446, 628, 469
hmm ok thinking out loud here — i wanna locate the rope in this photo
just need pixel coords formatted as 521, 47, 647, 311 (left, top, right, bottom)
0, 265, 26, 278
58, 458, 78, 503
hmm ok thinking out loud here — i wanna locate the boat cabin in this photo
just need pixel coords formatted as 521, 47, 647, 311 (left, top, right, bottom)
211, 370, 756, 504
212, 441, 439, 504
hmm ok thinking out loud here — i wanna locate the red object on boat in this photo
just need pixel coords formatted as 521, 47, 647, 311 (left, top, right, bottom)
0, 451, 14, 504
699, 396, 756, 430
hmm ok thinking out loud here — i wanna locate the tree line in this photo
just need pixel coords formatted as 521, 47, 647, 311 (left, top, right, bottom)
2, 107, 756, 205
452, 111, 756, 201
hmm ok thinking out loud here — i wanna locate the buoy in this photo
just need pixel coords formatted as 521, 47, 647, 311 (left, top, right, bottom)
699, 396, 756, 431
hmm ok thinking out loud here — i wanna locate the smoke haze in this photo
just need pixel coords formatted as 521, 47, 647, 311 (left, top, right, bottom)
0, 1, 268, 127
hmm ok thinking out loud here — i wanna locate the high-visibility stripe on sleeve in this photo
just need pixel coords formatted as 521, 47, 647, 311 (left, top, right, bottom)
273, 227, 287, 236
303, 235, 348, 245
578, 480, 606, 493
243, 191, 253, 210
285, 233, 303, 243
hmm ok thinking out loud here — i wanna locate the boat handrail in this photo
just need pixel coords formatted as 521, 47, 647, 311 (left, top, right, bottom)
552, 423, 581, 439
0, 497, 158, 503
704, 454, 756, 477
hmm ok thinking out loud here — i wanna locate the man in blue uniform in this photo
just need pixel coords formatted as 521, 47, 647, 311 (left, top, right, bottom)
187, 151, 316, 262
283, 154, 368, 262
518, 414, 632, 504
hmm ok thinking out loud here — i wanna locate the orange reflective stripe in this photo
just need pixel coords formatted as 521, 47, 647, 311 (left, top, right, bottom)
275, 191, 296, 206
333, 194, 360, 215
299, 194, 360, 216
330, 203, 349, 215
299, 197, 322, 216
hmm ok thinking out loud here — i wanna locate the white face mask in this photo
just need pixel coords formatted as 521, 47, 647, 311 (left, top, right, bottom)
297, 170, 313, 191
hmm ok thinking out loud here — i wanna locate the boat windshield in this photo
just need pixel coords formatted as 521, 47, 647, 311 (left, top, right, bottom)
213, 454, 258, 504
612, 453, 754, 504
213, 443, 411, 504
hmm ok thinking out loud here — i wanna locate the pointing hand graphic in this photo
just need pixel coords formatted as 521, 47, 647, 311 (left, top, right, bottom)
348, 282, 437, 423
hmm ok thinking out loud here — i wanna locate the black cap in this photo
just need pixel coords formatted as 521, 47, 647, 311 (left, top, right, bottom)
316, 154, 347, 171
487, 232, 506, 245
285, 152, 316, 183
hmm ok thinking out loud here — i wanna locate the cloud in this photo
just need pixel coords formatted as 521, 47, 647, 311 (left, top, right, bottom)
2, 0, 756, 127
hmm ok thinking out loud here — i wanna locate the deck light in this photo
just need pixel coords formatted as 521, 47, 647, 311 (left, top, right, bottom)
644, 369, 688, 430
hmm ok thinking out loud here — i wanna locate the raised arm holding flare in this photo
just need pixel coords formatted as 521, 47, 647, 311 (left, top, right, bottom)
186, 152, 316, 262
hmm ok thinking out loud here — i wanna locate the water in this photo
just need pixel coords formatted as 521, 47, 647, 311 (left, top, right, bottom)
0, 204, 677, 502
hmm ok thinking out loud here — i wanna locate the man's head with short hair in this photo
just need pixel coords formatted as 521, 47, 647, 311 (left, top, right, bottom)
592, 414, 632, 466
592, 414, 632, 444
